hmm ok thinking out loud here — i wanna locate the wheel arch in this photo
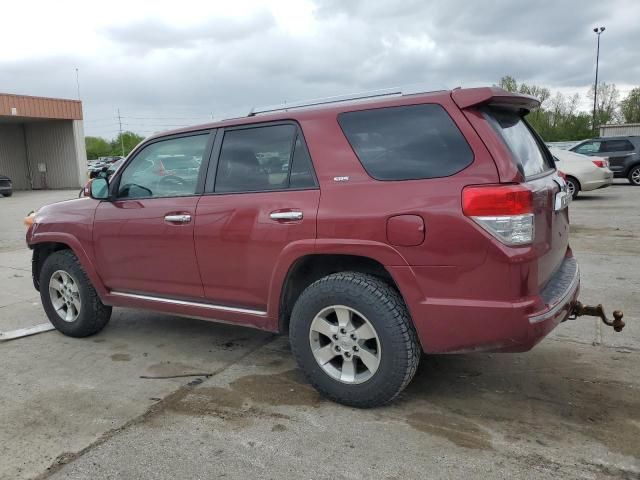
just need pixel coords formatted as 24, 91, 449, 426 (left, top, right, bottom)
627, 162, 640, 182
566, 174, 581, 189
275, 253, 404, 334
30, 234, 107, 299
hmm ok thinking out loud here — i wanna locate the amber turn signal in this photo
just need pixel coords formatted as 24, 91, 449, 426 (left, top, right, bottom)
24, 211, 36, 227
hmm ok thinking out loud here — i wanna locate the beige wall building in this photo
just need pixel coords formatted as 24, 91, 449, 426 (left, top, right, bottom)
599, 123, 640, 137
0, 93, 86, 190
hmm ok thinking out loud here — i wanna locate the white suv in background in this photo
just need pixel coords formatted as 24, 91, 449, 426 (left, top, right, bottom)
550, 147, 613, 199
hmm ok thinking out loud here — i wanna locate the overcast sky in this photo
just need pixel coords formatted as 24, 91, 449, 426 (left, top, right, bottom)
1, 0, 638, 138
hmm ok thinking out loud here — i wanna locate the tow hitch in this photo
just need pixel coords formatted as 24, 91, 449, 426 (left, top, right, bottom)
569, 301, 625, 332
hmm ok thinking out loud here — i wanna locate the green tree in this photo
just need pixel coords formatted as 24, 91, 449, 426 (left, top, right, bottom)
496, 76, 551, 107
497, 75, 518, 93
85, 136, 111, 160
496, 75, 606, 141
110, 131, 145, 156
588, 82, 620, 128
620, 87, 640, 123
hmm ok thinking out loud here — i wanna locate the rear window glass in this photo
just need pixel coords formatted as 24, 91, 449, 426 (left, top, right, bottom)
338, 104, 474, 181
484, 108, 554, 178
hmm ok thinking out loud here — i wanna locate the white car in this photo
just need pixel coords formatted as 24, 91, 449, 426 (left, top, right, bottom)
550, 147, 613, 199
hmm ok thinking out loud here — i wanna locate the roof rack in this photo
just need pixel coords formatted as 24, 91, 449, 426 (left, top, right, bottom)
248, 87, 404, 116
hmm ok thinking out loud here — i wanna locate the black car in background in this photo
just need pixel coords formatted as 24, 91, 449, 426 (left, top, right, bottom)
570, 136, 640, 185
0, 175, 12, 197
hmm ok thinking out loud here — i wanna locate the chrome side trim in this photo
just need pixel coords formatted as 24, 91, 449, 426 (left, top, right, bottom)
529, 264, 580, 324
110, 291, 267, 316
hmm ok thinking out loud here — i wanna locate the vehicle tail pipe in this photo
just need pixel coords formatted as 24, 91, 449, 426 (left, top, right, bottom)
569, 301, 625, 332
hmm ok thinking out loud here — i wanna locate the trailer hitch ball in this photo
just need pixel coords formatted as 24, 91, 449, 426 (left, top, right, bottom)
570, 301, 625, 332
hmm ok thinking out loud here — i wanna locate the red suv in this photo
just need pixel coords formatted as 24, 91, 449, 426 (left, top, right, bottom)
27, 87, 578, 407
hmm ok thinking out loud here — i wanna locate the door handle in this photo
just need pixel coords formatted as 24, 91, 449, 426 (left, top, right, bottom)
269, 211, 303, 221
164, 214, 191, 224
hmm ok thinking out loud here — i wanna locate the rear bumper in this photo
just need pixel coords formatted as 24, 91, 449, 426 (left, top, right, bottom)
581, 171, 613, 191
393, 255, 580, 353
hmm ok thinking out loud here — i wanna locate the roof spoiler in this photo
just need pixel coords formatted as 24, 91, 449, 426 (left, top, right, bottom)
451, 87, 540, 112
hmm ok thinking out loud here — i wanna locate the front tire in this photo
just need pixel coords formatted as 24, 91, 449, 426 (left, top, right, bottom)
40, 250, 112, 337
628, 165, 640, 186
289, 272, 420, 408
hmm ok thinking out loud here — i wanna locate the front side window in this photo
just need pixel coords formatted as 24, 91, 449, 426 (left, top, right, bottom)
573, 141, 601, 155
117, 134, 209, 199
338, 104, 474, 181
484, 108, 554, 178
215, 124, 316, 193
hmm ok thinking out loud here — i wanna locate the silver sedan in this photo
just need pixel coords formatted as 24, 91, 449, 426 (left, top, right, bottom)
550, 148, 613, 199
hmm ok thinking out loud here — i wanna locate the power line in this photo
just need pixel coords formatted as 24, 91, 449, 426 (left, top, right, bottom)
117, 108, 125, 157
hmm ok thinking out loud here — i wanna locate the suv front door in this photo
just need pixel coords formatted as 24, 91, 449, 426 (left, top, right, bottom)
194, 123, 319, 316
93, 131, 213, 298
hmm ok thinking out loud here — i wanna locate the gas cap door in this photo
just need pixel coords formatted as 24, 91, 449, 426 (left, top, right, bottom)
386, 214, 425, 247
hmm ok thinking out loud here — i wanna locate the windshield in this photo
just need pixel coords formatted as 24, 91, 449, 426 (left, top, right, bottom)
484, 108, 554, 178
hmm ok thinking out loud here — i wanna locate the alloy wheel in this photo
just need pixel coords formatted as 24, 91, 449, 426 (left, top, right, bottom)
49, 270, 81, 322
309, 305, 381, 384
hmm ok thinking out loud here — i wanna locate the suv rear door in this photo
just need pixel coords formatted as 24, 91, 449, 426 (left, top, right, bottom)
482, 107, 569, 288
598, 138, 636, 174
194, 122, 319, 315
93, 131, 213, 299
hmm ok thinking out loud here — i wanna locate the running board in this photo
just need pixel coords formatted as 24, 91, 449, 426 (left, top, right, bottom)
110, 291, 267, 316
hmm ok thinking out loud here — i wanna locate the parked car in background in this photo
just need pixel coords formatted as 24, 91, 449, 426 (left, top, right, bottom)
546, 141, 581, 151
570, 136, 640, 185
88, 156, 124, 178
0, 174, 12, 197
27, 87, 586, 407
550, 148, 613, 199
89, 158, 125, 179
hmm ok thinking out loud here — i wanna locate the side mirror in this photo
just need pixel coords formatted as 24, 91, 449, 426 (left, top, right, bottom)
90, 177, 109, 200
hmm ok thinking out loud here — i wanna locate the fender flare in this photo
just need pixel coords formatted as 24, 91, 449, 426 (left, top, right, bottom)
264, 238, 410, 329
29, 232, 109, 300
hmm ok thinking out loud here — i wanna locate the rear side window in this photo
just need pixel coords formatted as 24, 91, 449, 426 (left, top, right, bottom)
338, 104, 474, 181
484, 108, 554, 178
289, 135, 317, 189
214, 124, 317, 193
601, 139, 634, 152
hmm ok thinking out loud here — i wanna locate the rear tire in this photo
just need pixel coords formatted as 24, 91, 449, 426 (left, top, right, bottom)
289, 272, 420, 408
628, 165, 640, 186
2, 192, 11, 197
40, 250, 111, 337
566, 176, 580, 199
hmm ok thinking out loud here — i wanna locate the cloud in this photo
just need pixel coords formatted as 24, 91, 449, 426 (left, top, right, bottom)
102, 10, 276, 54
0, 0, 637, 138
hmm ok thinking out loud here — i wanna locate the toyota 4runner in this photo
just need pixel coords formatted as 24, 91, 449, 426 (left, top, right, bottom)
26, 87, 623, 407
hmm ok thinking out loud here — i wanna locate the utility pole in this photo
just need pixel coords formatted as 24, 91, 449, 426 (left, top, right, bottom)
592, 26, 605, 135
75, 68, 81, 100
117, 108, 125, 157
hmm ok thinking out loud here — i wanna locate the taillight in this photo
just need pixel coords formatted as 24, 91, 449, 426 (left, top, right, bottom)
557, 170, 567, 180
592, 159, 608, 168
462, 185, 534, 246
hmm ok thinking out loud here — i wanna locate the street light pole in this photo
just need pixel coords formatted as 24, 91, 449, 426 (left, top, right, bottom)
592, 26, 605, 135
